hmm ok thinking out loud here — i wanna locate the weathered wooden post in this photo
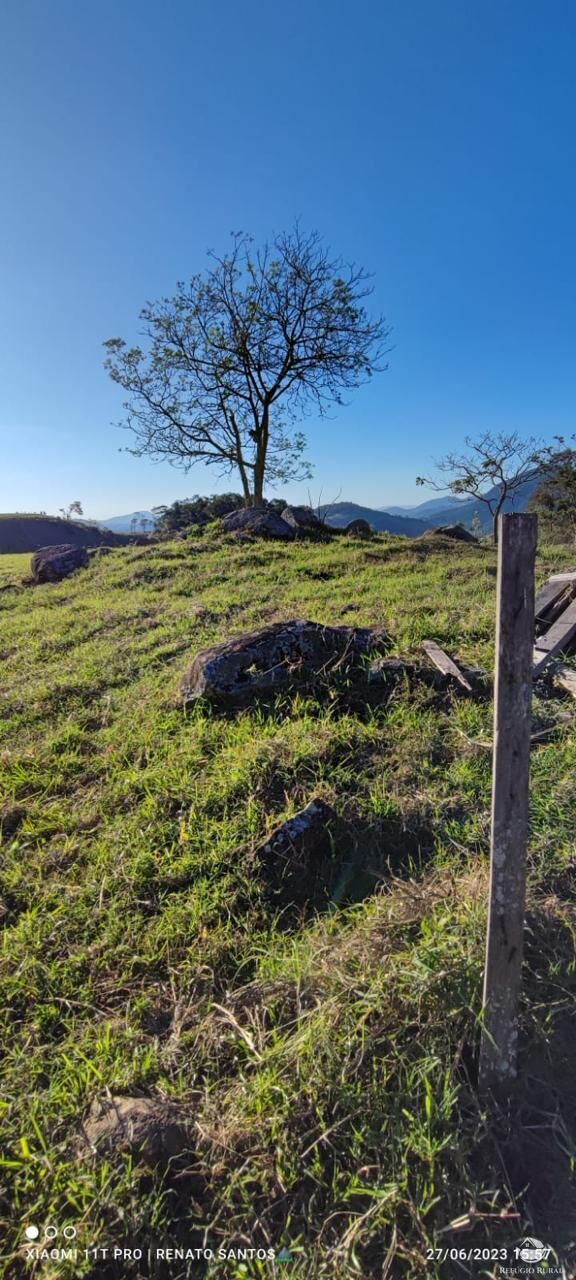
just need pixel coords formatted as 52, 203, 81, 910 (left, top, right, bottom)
478, 512, 537, 1095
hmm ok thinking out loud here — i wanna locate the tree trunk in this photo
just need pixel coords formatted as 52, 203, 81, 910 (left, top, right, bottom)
236, 456, 253, 507
228, 409, 253, 507
253, 406, 269, 507
493, 512, 499, 544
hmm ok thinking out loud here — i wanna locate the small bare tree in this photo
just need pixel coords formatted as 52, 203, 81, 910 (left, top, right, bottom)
306, 486, 342, 526
104, 227, 390, 507
59, 500, 84, 521
416, 431, 541, 543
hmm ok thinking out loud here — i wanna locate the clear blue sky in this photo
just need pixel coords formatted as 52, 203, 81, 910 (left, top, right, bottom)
1, 0, 575, 518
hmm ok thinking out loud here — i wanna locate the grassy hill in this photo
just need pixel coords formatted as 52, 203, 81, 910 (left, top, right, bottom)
1, 530, 576, 1277
0, 514, 138, 554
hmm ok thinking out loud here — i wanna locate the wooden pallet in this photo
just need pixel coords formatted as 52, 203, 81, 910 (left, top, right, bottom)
532, 569, 576, 677
533, 597, 576, 677
534, 579, 573, 629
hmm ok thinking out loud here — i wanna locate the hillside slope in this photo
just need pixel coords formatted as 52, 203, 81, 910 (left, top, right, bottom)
1, 530, 576, 1277
0, 513, 136, 554
380, 495, 468, 517
320, 501, 428, 535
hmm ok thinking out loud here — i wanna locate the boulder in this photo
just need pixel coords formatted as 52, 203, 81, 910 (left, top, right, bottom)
434, 524, 478, 543
280, 505, 326, 535
256, 798, 341, 902
344, 518, 373, 539
221, 507, 294, 539
81, 1096, 193, 1167
181, 619, 389, 708
30, 544, 89, 584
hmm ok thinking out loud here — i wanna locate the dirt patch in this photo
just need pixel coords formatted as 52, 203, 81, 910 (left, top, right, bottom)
81, 1095, 195, 1167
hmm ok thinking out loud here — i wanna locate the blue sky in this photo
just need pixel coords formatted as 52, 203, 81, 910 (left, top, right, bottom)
1, 0, 575, 518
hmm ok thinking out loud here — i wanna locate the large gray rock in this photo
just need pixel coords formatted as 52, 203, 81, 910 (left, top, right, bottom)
181, 619, 389, 708
30, 544, 89, 583
81, 1096, 193, 1167
221, 507, 294, 539
280, 505, 326, 535
434, 524, 478, 543
344, 519, 373, 539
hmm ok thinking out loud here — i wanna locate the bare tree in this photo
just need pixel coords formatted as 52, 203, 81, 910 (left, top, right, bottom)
416, 431, 542, 543
59, 500, 84, 521
306, 485, 343, 526
104, 227, 390, 507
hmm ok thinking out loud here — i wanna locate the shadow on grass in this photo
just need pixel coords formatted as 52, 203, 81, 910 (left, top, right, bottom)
453, 905, 576, 1272
260, 799, 467, 925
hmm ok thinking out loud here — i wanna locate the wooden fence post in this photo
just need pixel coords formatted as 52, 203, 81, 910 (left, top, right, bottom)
478, 512, 537, 1095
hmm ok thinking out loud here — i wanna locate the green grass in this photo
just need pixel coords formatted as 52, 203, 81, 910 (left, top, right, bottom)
1, 529, 576, 1278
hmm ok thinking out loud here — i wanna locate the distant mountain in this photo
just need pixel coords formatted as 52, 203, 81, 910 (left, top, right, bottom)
97, 510, 158, 533
380, 472, 542, 533
319, 502, 429, 537
93, 474, 543, 542
381, 496, 467, 518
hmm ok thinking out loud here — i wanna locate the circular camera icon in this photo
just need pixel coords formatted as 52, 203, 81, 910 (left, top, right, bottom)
24, 1225, 39, 1241
45, 1225, 58, 1240
63, 1225, 77, 1240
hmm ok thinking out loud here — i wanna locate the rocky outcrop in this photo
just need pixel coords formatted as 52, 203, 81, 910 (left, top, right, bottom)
30, 544, 89, 584
255, 798, 342, 903
280, 506, 326, 535
434, 524, 478, 543
368, 656, 411, 685
221, 507, 294, 539
81, 1096, 193, 1167
181, 619, 390, 708
344, 519, 373, 538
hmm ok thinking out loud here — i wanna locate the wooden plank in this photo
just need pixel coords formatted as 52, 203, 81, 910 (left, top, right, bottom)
421, 640, 473, 693
532, 599, 576, 677
549, 571, 576, 582
479, 512, 536, 1095
554, 664, 576, 699
534, 579, 572, 622
535, 585, 576, 636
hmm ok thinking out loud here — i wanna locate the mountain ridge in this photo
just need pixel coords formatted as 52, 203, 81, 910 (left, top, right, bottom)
6, 471, 542, 552
319, 502, 429, 536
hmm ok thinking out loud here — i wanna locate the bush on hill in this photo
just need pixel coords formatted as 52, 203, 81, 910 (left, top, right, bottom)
154, 493, 290, 535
